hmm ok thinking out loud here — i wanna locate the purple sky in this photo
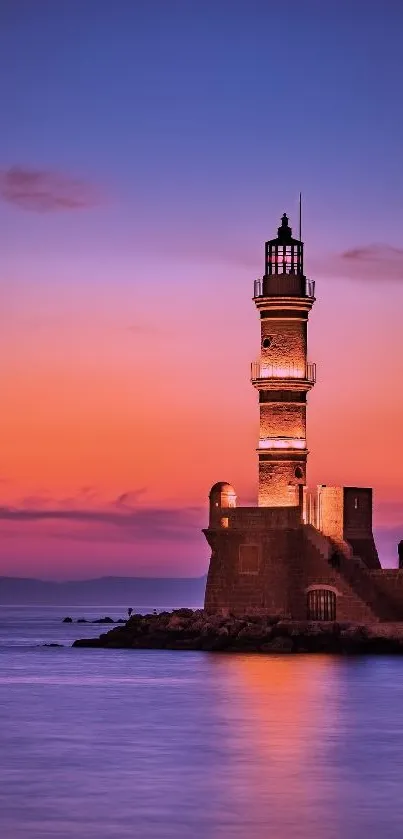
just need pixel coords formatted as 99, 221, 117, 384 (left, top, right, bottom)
0, 0, 402, 579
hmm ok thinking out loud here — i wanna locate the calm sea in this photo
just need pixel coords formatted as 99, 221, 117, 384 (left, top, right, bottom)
1, 605, 403, 839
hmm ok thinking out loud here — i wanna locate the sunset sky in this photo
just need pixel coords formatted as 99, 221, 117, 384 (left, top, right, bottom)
1, 0, 402, 579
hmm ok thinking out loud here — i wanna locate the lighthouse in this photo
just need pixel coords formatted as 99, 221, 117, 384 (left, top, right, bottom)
202, 210, 394, 622
252, 212, 316, 509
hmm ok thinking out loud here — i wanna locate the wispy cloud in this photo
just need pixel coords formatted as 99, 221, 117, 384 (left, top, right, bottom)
0, 491, 203, 543
340, 243, 403, 280
0, 166, 101, 212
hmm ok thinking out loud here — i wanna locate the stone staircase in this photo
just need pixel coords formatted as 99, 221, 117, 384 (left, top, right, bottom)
304, 524, 403, 622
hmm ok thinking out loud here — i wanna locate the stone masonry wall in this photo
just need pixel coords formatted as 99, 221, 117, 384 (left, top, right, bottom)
300, 527, 377, 622
342, 488, 380, 569
343, 488, 373, 537
259, 402, 306, 438
204, 526, 301, 615
227, 505, 301, 530
318, 487, 344, 541
370, 571, 403, 609
204, 522, 380, 621
260, 319, 307, 370
258, 459, 305, 507
203, 512, 403, 621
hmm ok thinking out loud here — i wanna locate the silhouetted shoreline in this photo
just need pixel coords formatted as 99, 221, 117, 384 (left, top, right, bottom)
72, 609, 403, 654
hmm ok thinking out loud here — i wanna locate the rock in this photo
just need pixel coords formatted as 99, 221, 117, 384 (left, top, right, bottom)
226, 619, 246, 636
204, 627, 231, 651
261, 636, 294, 653
339, 625, 369, 652
42, 643, 64, 647
173, 608, 194, 619
188, 618, 205, 634
234, 623, 272, 649
92, 616, 115, 624
167, 615, 184, 630
70, 610, 403, 655
77, 618, 88, 623
72, 637, 104, 647
62, 617, 73, 623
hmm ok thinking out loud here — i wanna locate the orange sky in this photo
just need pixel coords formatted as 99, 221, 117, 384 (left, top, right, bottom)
0, 246, 402, 578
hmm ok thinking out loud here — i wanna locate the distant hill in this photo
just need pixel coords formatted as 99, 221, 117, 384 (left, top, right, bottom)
0, 576, 206, 607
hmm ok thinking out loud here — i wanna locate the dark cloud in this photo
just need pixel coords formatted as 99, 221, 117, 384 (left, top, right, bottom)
0, 166, 101, 212
0, 494, 203, 542
342, 244, 403, 261
115, 490, 147, 509
340, 244, 403, 280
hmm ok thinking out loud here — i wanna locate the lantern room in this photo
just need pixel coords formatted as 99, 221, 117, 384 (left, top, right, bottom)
265, 213, 303, 277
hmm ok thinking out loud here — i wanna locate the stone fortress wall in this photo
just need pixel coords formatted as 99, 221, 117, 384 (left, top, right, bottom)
204, 483, 403, 622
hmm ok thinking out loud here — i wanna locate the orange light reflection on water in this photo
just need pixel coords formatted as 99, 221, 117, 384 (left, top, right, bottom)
207, 654, 344, 839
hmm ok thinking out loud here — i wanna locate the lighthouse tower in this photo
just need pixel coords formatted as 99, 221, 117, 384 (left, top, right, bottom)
203, 209, 392, 621
251, 213, 316, 508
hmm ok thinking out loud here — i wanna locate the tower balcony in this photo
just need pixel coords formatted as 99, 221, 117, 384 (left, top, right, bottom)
258, 437, 307, 451
253, 277, 315, 299
251, 361, 316, 386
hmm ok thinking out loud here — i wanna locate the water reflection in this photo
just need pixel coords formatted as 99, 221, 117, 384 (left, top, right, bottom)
2, 612, 403, 839
208, 654, 343, 839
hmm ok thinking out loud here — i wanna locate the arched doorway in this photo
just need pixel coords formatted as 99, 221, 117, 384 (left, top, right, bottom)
307, 589, 336, 621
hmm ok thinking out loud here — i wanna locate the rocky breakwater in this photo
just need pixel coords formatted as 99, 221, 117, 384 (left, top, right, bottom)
72, 609, 403, 654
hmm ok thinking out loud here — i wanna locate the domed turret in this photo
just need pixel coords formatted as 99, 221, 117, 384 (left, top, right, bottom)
208, 482, 237, 528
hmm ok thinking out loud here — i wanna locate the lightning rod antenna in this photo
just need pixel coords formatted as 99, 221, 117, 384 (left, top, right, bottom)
299, 192, 302, 241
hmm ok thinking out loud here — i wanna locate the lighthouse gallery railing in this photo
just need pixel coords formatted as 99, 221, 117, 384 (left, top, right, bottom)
251, 361, 316, 384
